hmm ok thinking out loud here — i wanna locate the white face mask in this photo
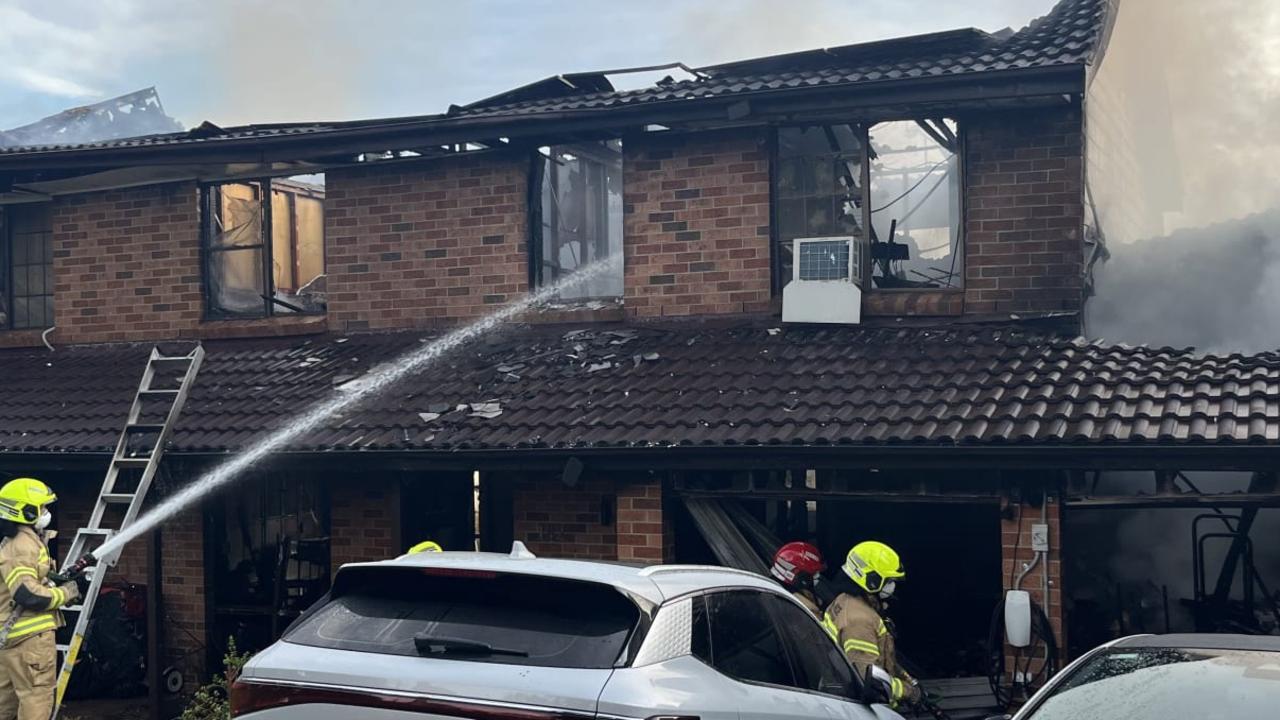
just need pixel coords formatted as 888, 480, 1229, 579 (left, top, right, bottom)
878, 580, 896, 599
34, 510, 51, 531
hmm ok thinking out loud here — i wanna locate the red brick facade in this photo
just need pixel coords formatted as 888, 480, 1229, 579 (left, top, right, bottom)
325, 155, 528, 333
511, 474, 670, 562
32, 183, 324, 348
1001, 491, 1065, 668
330, 479, 402, 567
965, 107, 1086, 316
623, 129, 772, 318
513, 475, 617, 560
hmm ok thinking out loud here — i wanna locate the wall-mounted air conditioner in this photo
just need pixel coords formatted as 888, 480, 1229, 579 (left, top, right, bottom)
782, 236, 864, 325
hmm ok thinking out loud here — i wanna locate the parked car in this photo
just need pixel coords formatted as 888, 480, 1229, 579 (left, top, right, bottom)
988, 633, 1280, 720
230, 543, 904, 720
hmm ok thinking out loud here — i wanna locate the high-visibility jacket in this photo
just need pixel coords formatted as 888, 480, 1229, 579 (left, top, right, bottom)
792, 589, 821, 617
0, 527, 77, 645
822, 592, 920, 707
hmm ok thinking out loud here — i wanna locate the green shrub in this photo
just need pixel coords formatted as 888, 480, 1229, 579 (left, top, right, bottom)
179, 639, 252, 720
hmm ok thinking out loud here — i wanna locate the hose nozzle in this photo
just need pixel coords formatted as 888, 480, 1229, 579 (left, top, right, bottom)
49, 553, 98, 584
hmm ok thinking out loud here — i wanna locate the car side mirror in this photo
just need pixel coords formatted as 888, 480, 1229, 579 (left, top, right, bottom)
859, 666, 891, 705
982, 715, 1012, 720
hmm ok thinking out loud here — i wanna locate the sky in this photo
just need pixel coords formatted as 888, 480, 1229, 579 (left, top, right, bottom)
0, 0, 1058, 131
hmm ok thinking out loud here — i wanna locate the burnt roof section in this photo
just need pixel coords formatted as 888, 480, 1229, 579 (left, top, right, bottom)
0, 88, 184, 150
0, 0, 1107, 166
449, 0, 1107, 119
1, 320, 1279, 456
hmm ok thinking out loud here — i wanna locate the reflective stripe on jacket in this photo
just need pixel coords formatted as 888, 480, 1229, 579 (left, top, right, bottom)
0, 527, 67, 644
821, 592, 919, 706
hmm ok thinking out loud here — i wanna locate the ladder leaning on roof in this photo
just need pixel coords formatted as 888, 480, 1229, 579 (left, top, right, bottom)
51, 344, 205, 719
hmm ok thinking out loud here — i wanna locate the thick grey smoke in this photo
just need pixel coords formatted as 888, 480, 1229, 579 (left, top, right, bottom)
1086, 0, 1280, 353
1071, 0, 1280, 641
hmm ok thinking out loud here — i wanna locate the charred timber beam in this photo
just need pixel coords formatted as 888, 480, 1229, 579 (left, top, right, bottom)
1066, 493, 1280, 509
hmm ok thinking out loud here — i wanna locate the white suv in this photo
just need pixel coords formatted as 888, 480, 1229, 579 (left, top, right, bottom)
231, 544, 903, 720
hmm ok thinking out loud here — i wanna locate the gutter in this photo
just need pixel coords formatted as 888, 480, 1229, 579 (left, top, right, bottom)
5, 438, 1279, 473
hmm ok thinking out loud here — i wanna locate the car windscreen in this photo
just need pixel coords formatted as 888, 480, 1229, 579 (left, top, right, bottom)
284, 567, 640, 669
1027, 646, 1280, 720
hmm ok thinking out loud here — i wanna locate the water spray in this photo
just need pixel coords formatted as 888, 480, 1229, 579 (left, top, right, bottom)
84, 256, 622, 564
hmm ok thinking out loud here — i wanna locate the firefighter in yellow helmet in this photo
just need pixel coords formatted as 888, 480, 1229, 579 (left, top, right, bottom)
821, 541, 921, 709
0, 478, 80, 720
407, 540, 442, 555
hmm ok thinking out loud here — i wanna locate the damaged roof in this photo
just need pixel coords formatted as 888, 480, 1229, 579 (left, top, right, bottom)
453, 0, 1108, 119
1, 321, 1278, 458
0, 0, 1109, 167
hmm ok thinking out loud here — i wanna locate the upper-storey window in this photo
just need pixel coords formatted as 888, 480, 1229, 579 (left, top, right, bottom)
0, 203, 54, 330
774, 119, 962, 291
530, 141, 624, 300
201, 175, 326, 318
868, 120, 962, 289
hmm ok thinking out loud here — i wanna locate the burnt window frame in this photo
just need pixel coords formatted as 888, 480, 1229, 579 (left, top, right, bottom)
199, 177, 327, 320
770, 119, 965, 295
0, 203, 55, 331
527, 140, 625, 300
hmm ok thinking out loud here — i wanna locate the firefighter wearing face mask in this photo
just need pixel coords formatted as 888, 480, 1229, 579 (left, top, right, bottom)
821, 541, 920, 709
0, 478, 80, 720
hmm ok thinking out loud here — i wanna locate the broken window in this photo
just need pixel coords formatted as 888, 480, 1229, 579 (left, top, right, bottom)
530, 141, 624, 300
774, 124, 869, 291
868, 120, 963, 289
201, 175, 325, 318
0, 203, 54, 330
773, 120, 963, 292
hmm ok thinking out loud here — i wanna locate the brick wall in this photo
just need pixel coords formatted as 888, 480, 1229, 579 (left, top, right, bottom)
964, 107, 1086, 317
513, 475, 616, 560
616, 479, 673, 563
41, 182, 324, 346
325, 155, 528, 333
162, 508, 207, 685
623, 129, 772, 318
1001, 491, 1065, 676
511, 473, 670, 562
330, 479, 401, 567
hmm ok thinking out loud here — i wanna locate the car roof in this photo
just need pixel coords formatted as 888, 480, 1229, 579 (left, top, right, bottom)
340, 549, 783, 606
1112, 634, 1280, 652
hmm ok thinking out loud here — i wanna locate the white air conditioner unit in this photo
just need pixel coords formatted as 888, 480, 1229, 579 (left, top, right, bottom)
782, 236, 864, 324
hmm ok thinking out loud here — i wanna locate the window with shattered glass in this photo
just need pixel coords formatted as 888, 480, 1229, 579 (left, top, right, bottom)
0, 203, 54, 330
202, 175, 326, 318
531, 141, 624, 300
868, 120, 963, 289
775, 124, 868, 290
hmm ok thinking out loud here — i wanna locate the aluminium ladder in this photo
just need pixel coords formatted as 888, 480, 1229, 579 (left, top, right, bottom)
51, 344, 204, 719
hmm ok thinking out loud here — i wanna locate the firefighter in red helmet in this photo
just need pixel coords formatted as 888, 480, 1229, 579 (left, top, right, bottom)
769, 541, 826, 616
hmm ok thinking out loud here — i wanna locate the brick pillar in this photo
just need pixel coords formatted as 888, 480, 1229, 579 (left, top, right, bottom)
616, 478, 673, 564
162, 508, 206, 685
331, 479, 401, 568
1000, 492, 1065, 675
512, 474, 616, 560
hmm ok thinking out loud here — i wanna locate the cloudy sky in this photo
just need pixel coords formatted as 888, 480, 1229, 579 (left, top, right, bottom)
0, 0, 1057, 130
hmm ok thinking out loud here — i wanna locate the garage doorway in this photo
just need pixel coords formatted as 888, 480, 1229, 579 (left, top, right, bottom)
675, 494, 1002, 678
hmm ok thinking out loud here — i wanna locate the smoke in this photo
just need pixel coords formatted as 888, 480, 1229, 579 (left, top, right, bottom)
1072, 0, 1280, 642
1086, 0, 1280, 353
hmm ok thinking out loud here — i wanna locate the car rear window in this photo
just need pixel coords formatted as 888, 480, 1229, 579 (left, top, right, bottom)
284, 567, 640, 669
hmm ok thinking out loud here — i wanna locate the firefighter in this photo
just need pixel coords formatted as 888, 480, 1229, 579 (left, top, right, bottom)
769, 541, 826, 616
0, 478, 79, 720
821, 540, 921, 709
407, 540, 443, 554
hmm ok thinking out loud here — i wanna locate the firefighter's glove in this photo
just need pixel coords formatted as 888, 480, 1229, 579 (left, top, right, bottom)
58, 581, 81, 606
